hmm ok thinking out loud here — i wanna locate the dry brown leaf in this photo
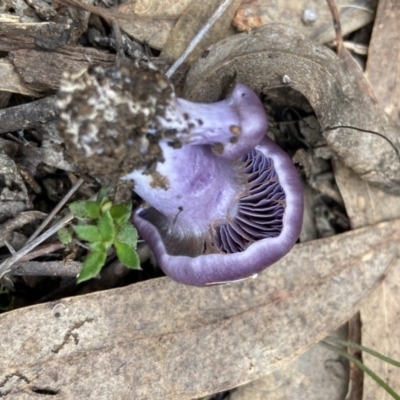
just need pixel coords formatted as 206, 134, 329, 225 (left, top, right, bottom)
334, 160, 400, 399
184, 24, 400, 194
333, 162, 400, 230
160, 0, 241, 64
54, 0, 190, 50
233, 0, 376, 44
334, 164, 400, 398
365, 0, 400, 126
0, 219, 398, 398
231, 325, 349, 400
57, 0, 181, 20
117, 0, 192, 50
340, 47, 377, 104
361, 261, 400, 400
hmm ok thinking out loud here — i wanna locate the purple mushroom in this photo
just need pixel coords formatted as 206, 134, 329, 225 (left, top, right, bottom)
125, 85, 304, 287
57, 63, 303, 287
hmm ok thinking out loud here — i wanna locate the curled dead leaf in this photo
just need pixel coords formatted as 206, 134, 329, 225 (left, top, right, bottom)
184, 24, 400, 194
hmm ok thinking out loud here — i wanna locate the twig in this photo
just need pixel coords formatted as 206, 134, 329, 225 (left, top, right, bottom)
165, 0, 232, 78
12, 260, 81, 276
17, 242, 66, 262
311, 0, 372, 42
0, 212, 75, 278
0, 96, 58, 134
112, 22, 125, 60
26, 177, 84, 244
326, 0, 343, 55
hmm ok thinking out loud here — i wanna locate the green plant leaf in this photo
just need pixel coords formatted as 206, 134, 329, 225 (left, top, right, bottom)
98, 210, 115, 244
73, 225, 102, 243
84, 201, 101, 219
114, 241, 140, 269
322, 341, 400, 400
101, 200, 113, 213
125, 201, 132, 214
97, 187, 109, 205
325, 337, 400, 369
77, 250, 107, 283
57, 227, 73, 245
90, 242, 107, 252
116, 222, 138, 248
69, 201, 93, 220
110, 203, 132, 225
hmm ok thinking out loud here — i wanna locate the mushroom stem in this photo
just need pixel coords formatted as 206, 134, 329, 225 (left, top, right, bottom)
123, 83, 269, 232
156, 84, 268, 160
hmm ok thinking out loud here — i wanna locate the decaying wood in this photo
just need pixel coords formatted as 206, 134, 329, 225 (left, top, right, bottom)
0, 14, 70, 40
0, 60, 40, 97
9, 47, 115, 93
0, 218, 398, 398
1, 44, 183, 95
0, 96, 58, 134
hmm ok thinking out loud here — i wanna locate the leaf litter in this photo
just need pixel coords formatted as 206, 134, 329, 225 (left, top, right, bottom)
0, 0, 399, 399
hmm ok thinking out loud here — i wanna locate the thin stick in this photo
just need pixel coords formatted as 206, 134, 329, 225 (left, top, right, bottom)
326, 0, 343, 55
12, 260, 81, 277
17, 242, 66, 263
112, 22, 125, 60
26, 177, 84, 244
165, 0, 232, 78
0, 212, 75, 278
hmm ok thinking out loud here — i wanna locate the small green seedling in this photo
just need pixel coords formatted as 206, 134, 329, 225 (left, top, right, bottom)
61, 188, 140, 283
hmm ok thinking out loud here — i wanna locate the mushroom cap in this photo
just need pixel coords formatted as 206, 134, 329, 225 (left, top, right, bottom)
134, 136, 303, 286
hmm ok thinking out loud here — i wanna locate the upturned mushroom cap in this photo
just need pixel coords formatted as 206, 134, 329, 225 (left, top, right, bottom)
57, 62, 303, 287
132, 134, 303, 286
125, 80, 303, 286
